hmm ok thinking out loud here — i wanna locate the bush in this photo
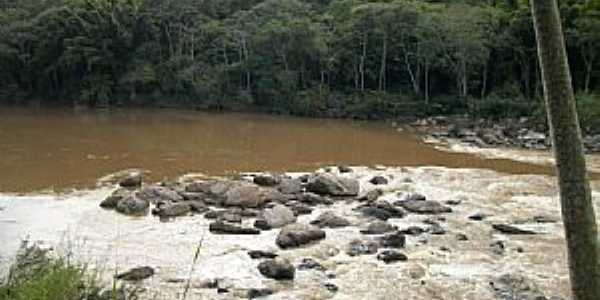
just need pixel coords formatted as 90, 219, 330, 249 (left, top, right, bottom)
470, 93, 540, 120
576, 93, 600, 134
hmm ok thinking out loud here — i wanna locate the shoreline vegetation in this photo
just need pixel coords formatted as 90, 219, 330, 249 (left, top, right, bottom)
1, 0, 598, 128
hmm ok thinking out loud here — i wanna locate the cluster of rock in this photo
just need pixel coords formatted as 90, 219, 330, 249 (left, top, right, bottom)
100, 168, 561, 299
411, 116, 600, 153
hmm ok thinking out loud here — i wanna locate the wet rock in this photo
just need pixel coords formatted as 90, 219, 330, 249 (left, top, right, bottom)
428, 223, 446, 235
456, 233, 469, 241
368, 200, 406, 218
356, 189, 383, 202
137, 185, 183, 204
253, 173, 281, 187
204, 209, 223, 219
297, 258, 326, 271
276, 223, 326, 249
306, 173, 359, 196
115, 195, 149, 216
360, 220, 398, 235
377, 231, 406, 248
115, 266, 154, 281
247, 288, 275, 299
468, 212, 490, 221
253, 219, 272, 231
490, 241, 505, 255
369, 176, 388, 185
298, 174, 310, 183
377, 250, 407, 264
187, 200, 209, 213
324, 283, 338, 293
288, 203, 313, 216
445, 199, 462, 206
224, 184, 265, 208
346, 239, 379, 256
261, 204, 297, 228
310, 212, 351, 228
397, 192, 426, 202
152, 202, 191, 217
220, 212, 242, 223
298, 192, 333, 205
100, 188, 132, 209
257, 258, 295, 280
492, 224, 537, 235
277, 178, 303, 195
399, 226, 425, 236
357, 207, 392, 221
209, 221, 260, 235
248, 250, 278, 259
396, 200, 452, 214
338, 165, 353, 173
490, 273, 550, 300
118, 173, 142, 188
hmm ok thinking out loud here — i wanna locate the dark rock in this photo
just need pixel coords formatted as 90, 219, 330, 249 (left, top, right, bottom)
346, 239, 379, 256
253, 173, 281, 187
261, 204, 297, 228
298, 174, 310, 183
257, 258, 295, 280
288, 203, 313, 216
377, 250, 407, 264
490, 241, 505, 255
356, 189, 383, 202
220, 212, 242, 223
310, 212, 351, 228
306, 174, 359, 196
456, 233, 469, 241
209, 221, 260, 235
369, 176, 388, 185
254, 219, 272, 231
118, 173, 142, 188
100, 188, 132, 209
224, 184, 265, 208
468, 212, 489, 221
298, 192, 333, 205
204, 209, 224, 219
338, 165, 353, 173
184, 181, 214, 193
277, 178, 304, 195
360, 220, 398, 235
357, 207, 392, 221
428, 223, 446, 235
297, 258, 326, 271
396, 200, 452, 214
115, 266, 154, 281
137, 185, 183, 204
533, 215, 557, 223
115, 195, 149, 216
276, 224, 326, 249
490, 273, 550, 300
445, 199, 462, 206
492, 224, 537, 235
187, 201, 209, 213
439, 246, 451, 252
368, 200, 406, 218
377, 231, 406, 248
397, 192, 426, 202
180, 192, 206, 201
152, 202, 191, 218
247, 288, 275, 299
248, 250, 278, 259
324, 283, 338, 293
399, 226, 425, 236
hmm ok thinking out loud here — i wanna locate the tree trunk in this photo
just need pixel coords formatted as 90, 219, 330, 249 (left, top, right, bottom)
424, 59, 430, 105
379, 33, 387, 92
531, 2, 600, 300
360, 33, 367, 92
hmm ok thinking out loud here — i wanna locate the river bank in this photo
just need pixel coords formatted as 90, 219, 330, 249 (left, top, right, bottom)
1, 165, 594, 299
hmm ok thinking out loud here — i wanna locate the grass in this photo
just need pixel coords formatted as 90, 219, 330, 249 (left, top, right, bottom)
0, 241, 139, 300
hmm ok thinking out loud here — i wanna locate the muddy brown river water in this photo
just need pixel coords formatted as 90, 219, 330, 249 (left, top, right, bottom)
0, 106, 561, 192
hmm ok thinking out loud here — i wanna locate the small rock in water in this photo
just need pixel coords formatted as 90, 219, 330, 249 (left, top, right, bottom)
288, 203, 313, 216
115, 266, 154, 281
338, 165, 353, 173
115, 195, 149, 216
377, 250, 408, 263
490, 273, 550, 300
257, 258, 295, 280
253, 173, 281, 186
298, 192, 333, 205
100, 188, 132, 209
369, 176, 389, 185
346, 239, 379, 256
399, 226, 425, 236
261, 204, 297, 228
533, 215, 557, 223
324, 283, 339, 293
152, 202, 191, 218
306, 173, 359, 196
204, 209, 223, 219
276, 223, 326, 249
397, 192, 426, 202
456, 233, 469, 241
445, 199, 462, 206
377, 231, 406, 248
277, 178, 303, 195
356, 189, 383, 202
253, 219, 272, 231
209, 221, 260, 235
310, 212, 351, 228
118, 173, 142, 188
297, 258, 326, 271
247, 288, 275, 299
490, 240, 505, 255
357, 207, 392, 221
468, 212, 490, 221
428, 223, 446, 235
396, 200, 452, 214
492, 224, 537, 235
360, 220, 398, 235
248, 250, 278, 259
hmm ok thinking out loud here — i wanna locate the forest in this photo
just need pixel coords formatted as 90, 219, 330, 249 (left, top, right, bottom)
0, 0, 599, 120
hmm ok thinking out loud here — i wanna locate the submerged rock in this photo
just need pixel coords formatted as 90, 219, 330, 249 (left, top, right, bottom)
115, 266, 154, 281
115, 195, 149, 216
306, 173, 359, 196
276, 223, 326, 249
257, 258, 295, 280
209, 221, 260, 235
377, 250, 407, 264
310, 212, 351, 228
396, 200, 452, 214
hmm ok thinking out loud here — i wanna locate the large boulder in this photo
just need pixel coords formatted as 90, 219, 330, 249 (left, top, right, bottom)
137, 185, 183, 204
261, 204, 297, 228
224, 183, 265, 208
276, 224, 326, 249
115, 195, 149, 216
257, 258, 295, 280
306, 174, 359, 196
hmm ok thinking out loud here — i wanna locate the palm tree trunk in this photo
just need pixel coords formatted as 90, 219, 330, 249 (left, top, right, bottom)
531, 1, 600, 299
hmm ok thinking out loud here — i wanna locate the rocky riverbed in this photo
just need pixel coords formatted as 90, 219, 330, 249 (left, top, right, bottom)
2, 166, 598, 299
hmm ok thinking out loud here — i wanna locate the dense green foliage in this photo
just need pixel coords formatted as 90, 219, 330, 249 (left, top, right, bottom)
0, 0, 598, 119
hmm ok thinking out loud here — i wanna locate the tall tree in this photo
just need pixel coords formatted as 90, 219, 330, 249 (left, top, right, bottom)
531, 1, 600, 299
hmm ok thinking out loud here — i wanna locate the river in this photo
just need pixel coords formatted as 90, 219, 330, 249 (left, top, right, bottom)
0, 106, 554, 193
